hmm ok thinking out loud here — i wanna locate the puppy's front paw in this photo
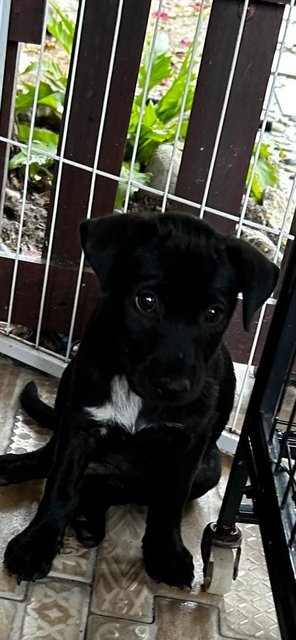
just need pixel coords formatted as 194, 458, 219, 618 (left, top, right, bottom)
4, 524, 61, 583
142, 533, 194, 587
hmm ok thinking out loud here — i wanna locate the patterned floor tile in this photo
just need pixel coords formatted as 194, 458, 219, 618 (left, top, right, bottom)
49, 529, 96, 583
87, 614, 156, 640
220, 524, 281, 640
7, 411, 52, 455
91, 505, 154, 623
154, 597, 221, 640
19, 579, 90, 639
0, 598, 25, 639
0, 356, 57, 456
87, 599, 223, 640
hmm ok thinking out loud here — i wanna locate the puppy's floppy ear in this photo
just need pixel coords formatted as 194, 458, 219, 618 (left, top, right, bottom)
80, 214, 151, 291
226, 236, 279, 331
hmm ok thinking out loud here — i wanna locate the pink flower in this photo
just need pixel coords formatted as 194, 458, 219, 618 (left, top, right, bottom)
181, 37, 192, 47
152, 10, 169, 21
194, 2, 201, 11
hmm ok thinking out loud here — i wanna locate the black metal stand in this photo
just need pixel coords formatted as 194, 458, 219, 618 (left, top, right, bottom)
202, 238, 296, 639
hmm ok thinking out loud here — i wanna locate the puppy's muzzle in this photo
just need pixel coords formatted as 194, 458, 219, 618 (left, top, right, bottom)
156, 377, 191, 400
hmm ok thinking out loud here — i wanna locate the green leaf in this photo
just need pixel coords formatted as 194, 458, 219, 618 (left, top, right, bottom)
9, 148, 55, 177
48, 0, 75, 55
9, 125, 59, 179
9, 149, 28, 171
17, 124, 59, 148
156, 48, 196, 123
21, 60, 67, 91
125, 42, 197, 169
138, 50, 172, 93
15, 80, 64, 116
247, 144, 280, 203
114, 162, 150, 210
38, 91, 64, 114
141, 101, 158, 128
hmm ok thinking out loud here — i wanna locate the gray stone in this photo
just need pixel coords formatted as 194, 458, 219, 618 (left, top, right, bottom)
245, 200, 268, 227
240, 225, 282, 264
0, 241, 9, 253
0, 220, 20, 251
145, 144, 182, 195
262, 185, 294, 231
245, 187, 295, 235
5, 187, 21, 204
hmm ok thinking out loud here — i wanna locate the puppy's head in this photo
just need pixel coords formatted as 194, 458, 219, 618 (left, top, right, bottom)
81, 212, 278, 406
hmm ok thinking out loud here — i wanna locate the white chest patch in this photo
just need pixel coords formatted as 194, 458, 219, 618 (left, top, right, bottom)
85, 375, 143, 434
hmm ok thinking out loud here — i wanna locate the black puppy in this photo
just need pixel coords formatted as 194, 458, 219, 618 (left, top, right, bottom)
0, 212, 278, 587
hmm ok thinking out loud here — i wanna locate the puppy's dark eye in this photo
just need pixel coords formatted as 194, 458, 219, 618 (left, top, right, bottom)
135, 291, 157, 314
205, 304, 224, 324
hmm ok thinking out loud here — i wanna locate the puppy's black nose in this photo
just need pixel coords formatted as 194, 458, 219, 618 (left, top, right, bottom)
157, 377, 191, 396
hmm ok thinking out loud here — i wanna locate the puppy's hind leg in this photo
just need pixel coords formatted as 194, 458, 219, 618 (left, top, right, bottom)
71, 476, 108, 548
71, 473, 145, 548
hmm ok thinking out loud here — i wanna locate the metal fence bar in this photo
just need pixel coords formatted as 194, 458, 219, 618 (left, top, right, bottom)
273, 173, 296, 265
123, 0, 164, 213
230, 304, 268, 431
198, 0, 249, 219
236, 0, 295, 240
65, 0, 125, 358
160, 0, 206, 213
0, 0, 12, 108
175, 0, 284, 225
42, 0, 151, 268
5, 0, 50, 333
34, 0, 87, 348
1, 120, 294, 242
0, 332, 65, 377
0, 130, 294, 244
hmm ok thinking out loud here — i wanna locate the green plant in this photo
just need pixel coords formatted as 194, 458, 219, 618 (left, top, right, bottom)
14, 0, 71, 120
126, 46, 196, 167
114, 163, 150, 209
10, 0, 71, 179
9, 1, 284, 208
15, 60, 66, 118
10, 3, 197, 194
47, 0, 75, 55
9, 124, 59, 180
246, 143, 281, 204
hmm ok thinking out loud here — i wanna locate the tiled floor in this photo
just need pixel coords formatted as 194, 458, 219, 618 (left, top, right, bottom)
0, 355, 281, 639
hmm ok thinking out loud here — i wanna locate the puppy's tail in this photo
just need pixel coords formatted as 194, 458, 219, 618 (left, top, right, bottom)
20, 381, 55, 430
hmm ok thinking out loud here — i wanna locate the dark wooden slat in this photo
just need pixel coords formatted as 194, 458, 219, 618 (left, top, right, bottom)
0, 42, 18, 221
175, 0, 284, 232
0, 258, 99, 336
174, 0, 283, 365
46, 0, 151, 265
9, 0, 46, 44
0, 0, 46, 217
224, 302, 275, 367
